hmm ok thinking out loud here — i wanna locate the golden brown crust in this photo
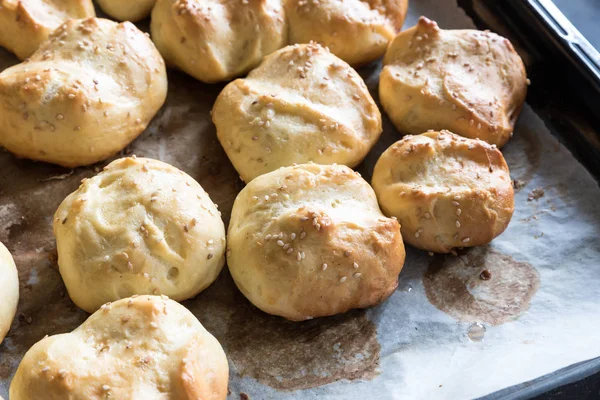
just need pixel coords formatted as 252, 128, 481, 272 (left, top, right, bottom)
96, 0, 155, 22
151, 0, 287, 83
227, 163, 406, 321
286, 0, 408, 65
0, 18, 167, 167
53, 157, 226, 313
213, 42, 382, 183
9, 296, 229, 400
372, 130, 514, 253
0, 242, 19, 345
379, 17, 528, 147
0, 0, 95, 60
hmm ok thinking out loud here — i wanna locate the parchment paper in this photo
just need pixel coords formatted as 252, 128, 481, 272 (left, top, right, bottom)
1, 1, 600, 399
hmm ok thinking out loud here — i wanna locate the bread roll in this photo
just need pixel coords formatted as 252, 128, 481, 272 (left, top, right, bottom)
0, 0, 95, 60
10, 295, 229, 400
372, 130, 514, 253
0, 242, 19, 345
379, 17, 527, 147
53, 157, 226, 313
96, 0, 155, 22
227, 163, 406, 321
213, 42, 382, 183
151, 0, 287, 83
0, 18, 167, 167
286, 0, 408, 66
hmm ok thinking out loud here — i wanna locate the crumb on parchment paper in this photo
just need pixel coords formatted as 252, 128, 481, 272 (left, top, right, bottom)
527, 188, 545, 201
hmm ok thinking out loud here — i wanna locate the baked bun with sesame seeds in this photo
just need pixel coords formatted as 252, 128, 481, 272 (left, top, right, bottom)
227, 163, 405, 321
0, 18, 167, 168
285, 0, 408, 66
0, 242, 19, 345
96, 0, 156, 22
150, 0, 287, 83
372, 130, 514, 254
0, 0, 95, 60
10, 295, 229, 399
379, 17, 527, 148
213, 42, 382, 183
53, 157, 226, 313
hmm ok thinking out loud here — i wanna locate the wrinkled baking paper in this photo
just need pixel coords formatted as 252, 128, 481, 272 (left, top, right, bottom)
1, 1, 599, 399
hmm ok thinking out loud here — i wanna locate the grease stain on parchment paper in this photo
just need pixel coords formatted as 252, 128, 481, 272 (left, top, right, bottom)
186, 271, 381, 392
423, 247, 540, 326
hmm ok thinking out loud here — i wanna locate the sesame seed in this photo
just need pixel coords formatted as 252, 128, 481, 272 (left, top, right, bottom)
462, 237, 471, 243
102, 385, 111, 391
297, 252, 302, 261
207, 254, 214, 259
283, 243, 290, 250
290, 233, 296, 240
300, 232, 306, 239
354, 272, 362, 278
456, 209, 462, 216
340, 276, 347, 283
452, 201, 459, 206
58, 369, 67, 377
322, 263, 328, 271
277, 240, 284, 247
42, 366, 50, 373
456, 220, 461, 228
344, 251, 351, 257
56, 114, 64, 120
265, 234, 272, 240
424, 212, 431, 219
353, 262, 359, 269
415, 231, 421, 238
286, 248, 294, 254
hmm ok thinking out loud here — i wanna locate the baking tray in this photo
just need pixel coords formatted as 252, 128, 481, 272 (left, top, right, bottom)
1, 1, 600, 399
459, 0, 600, 398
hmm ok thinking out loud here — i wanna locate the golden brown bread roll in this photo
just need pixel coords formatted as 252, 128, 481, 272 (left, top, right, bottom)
53, 157, 226, 313
379, 17, 527, 147
0, 0, 95, 60
372, 130, 514, 253
285, 0, 408, 66
213, 42, 382, 183
96, 0, 155, 22
151, 0, 287, 83
227, 163, 406, 321
10, 296, 229, 399
0, 242, 19, 345
0, 18, 167, 167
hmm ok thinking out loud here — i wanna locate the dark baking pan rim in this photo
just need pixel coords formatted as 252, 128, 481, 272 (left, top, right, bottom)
480, 356, 600, 399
